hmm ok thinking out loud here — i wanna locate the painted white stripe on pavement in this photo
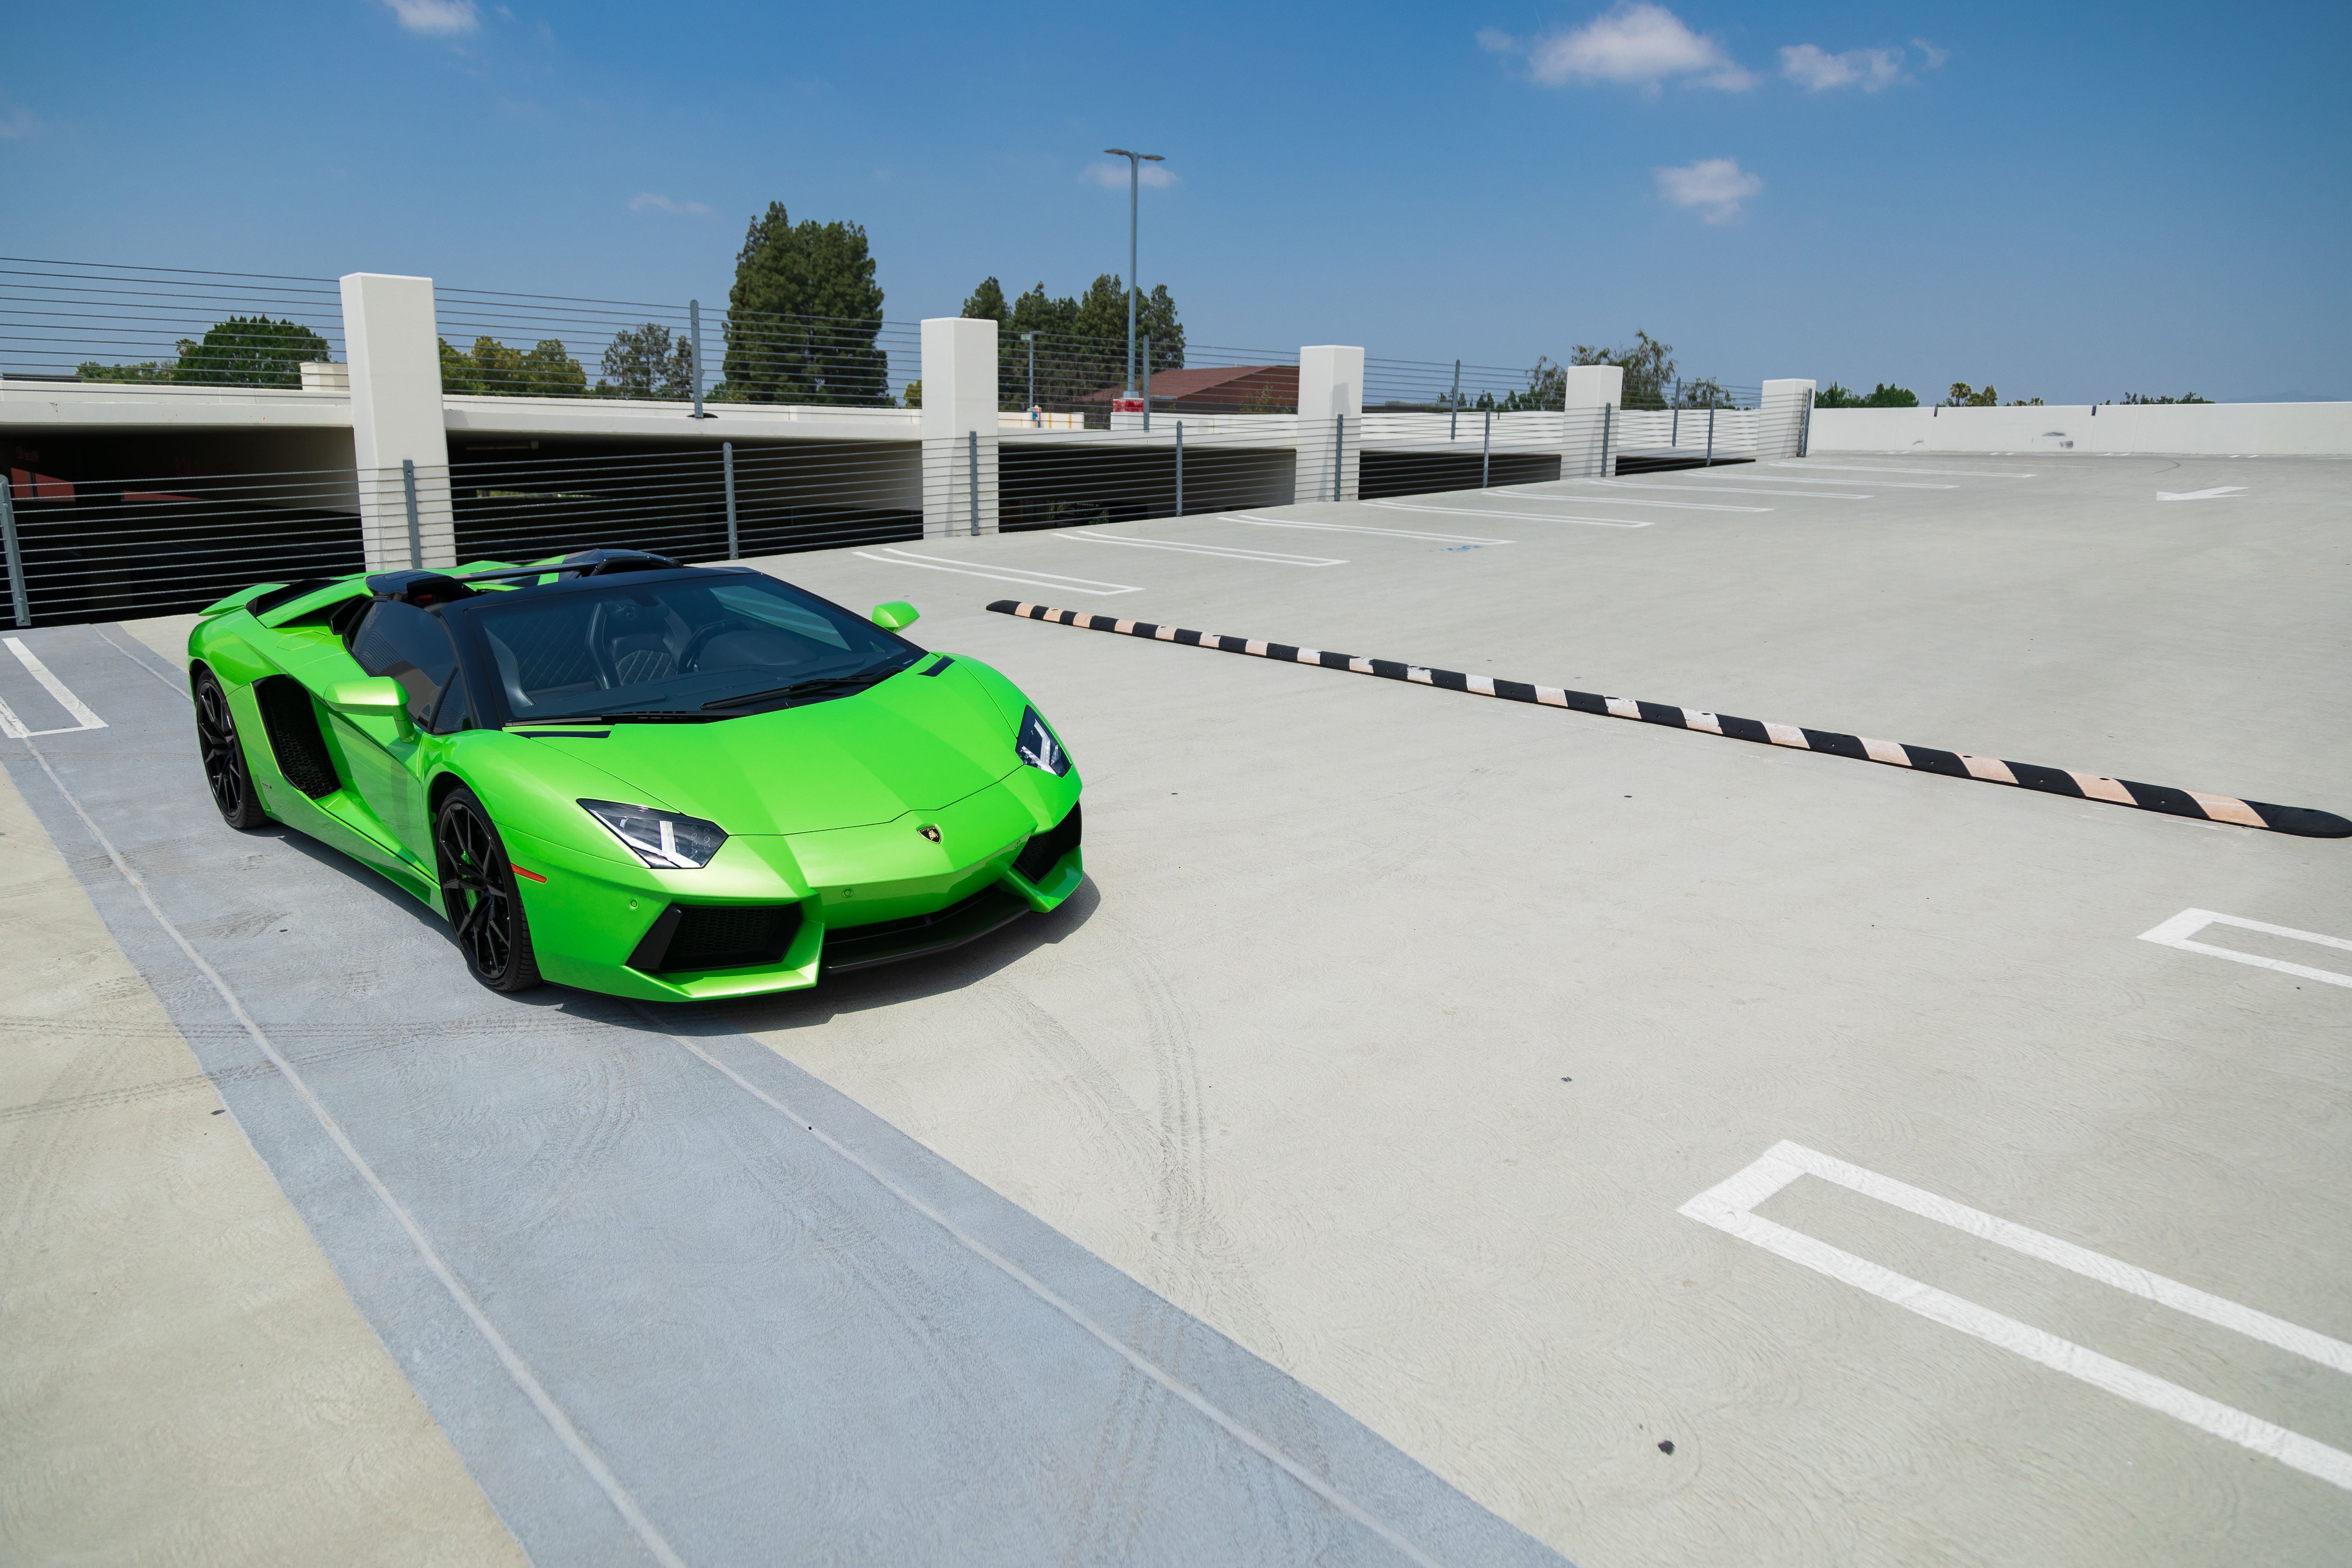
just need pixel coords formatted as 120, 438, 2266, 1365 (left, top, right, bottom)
1466, 490, 1767, 514
854, 549, 1142, 595
1222, 513, 1511, 544
1581, 479, 1868, 501
1063, 533, 1343, 566
1772, 462, 2039, 479
1364, 502, 1654, 527
1682, 1141, 2352, 1492
1711, 474, 1956, 490
2137, 907, 2352, 990
4, 637, 109, 736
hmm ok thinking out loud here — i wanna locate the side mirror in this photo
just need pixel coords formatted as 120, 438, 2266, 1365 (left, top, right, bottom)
871, 601, 919, 631
327, 676, 413, 734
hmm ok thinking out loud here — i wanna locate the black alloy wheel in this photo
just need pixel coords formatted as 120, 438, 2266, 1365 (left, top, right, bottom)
434, 787, 542, 992
194, 669, 269, 830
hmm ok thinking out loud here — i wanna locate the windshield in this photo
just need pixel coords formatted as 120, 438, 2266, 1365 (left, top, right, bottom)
465, 573, 921, 723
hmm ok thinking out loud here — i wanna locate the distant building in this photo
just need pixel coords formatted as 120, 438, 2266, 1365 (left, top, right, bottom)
1080, 365, 1299, 415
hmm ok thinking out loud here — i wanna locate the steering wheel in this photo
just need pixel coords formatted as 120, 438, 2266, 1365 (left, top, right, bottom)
678, 616, 758, 672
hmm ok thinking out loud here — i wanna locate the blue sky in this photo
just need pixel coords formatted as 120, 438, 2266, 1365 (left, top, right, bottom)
5, 2, 2347, 401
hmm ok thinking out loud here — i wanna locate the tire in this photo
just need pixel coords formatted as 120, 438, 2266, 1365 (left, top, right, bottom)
433, 786, 543, 992
193, 668, 269, 830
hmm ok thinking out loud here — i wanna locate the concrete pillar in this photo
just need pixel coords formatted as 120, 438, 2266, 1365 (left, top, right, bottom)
340, 273, 455, 570
1293, 345, 1364, 504
1561, 364, 1623, 478
921, 317, 999, 538
1761, 378, 1817, 459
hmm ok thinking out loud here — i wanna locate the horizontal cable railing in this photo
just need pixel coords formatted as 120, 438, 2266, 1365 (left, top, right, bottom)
0, 256, 348, 393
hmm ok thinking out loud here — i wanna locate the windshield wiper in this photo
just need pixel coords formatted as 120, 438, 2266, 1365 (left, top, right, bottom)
701, 672, 884, 711
508, 710, 720, 726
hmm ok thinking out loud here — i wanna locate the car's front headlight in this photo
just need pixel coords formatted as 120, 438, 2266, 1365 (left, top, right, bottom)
1015, 706, 1071, 776
579, 799, 729, 869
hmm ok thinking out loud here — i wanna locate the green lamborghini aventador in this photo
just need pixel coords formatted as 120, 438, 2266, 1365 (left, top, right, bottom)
186, 549, 1083, 999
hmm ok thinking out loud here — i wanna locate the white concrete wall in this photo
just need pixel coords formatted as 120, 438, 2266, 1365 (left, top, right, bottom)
341, 273, 455, 570
1295, 345, 1364, 503
1562, 365, 1621, 477
1809, 400, 2352, 456
920, 317, 999, 537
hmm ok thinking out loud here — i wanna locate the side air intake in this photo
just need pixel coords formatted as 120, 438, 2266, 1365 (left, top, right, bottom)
254, 676, 340, 798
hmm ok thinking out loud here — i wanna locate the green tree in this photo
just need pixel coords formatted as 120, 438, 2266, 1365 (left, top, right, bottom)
438, 336, 586, 397
722, 201, 889, 406
77, 317, 331, 387
1571, 331, 1677, 407
1818, 382, 1920, 407
961, 277, 1009, 322
2121, 391, 2211, 404
1942, 382, 2001, 407
169, 316, 334, 387
598, 323, 696, 399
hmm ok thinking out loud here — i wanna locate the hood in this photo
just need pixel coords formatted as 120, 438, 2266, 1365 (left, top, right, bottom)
561, 662, 1020, 835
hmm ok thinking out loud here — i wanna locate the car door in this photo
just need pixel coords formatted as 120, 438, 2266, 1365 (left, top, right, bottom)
337, 600, 462, 863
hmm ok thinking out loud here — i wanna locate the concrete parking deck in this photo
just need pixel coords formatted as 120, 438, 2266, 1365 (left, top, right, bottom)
4, 454, 2346, 1565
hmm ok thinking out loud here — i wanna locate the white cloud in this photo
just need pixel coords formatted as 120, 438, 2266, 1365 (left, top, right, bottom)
1779, 43, 1903, 92
628, 193, 710, 216
384, 0, 479, 35
1655, 158, 1762, 223
1912, 38, 1948, 70
0, 102, 41, 140
1082, 161, 1177, 190
1492, 4, 1756, 92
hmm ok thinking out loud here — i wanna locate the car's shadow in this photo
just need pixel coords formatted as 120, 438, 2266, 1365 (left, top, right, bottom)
253, 818, 1102, 1036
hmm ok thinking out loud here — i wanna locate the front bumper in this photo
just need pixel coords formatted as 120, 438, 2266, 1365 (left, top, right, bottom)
499, 776, 1081, 1002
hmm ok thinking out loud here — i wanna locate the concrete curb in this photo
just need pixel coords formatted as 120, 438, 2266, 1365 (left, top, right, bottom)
987, 600, 2352, 840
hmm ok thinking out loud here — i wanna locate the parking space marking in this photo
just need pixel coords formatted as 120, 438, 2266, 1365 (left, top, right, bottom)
1467, 490, 1769, 514
1581, 478, 1869, 501
1711, 475, 1956, 491
1772, 462, 2040, 479
2137, 908, 2352, 989
1365, 501, 1655, 527
1682, 1141, 2352, 1492
0, 636, 109, 739
851, 548, 1142, 596
1063, 533, 1344, 567
1222, 514, 1511, 544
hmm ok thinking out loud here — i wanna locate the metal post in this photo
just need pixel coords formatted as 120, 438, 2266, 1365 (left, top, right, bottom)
0, 471, 28, 628
968, 430, 980, 536
402, 458, 421, 569
1705, 404, 1716, 467
722, 441, 739, 558
1332, 413, 1344, 502
1127, 161, 1138, 396
689, 299, 710, 419
1601, 403, 1613, 478
1671, 405, 1679, 448
1798, 388, 1813, 457
1174, 420, 1185, 516
1481, 408, 1492, 488
1448, 359, 1461, 440
1142, 335, 1151, 432
1024, 331, 1037, 422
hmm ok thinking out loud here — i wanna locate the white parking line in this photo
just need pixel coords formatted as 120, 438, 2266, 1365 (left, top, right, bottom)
1773, 462, 2040, 479
0, 637, 109, 739
1062, 533, 1344, 567
1683, 1140, 2352, 1492
1710, 475, 1956, 491
1580, 479, 1868, 501
1366, 501, 1655, 527
851, 549, 1142, 596
1221, 514, 1512, 545
1465, 491, 1768, 514
2137, 908, 2352, 989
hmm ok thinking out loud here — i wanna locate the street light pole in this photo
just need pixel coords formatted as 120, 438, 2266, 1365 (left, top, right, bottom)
1103, 147, 1163, 399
